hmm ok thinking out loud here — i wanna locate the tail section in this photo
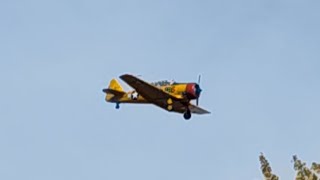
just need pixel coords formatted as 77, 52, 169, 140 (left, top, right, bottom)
108, 79, 124, 92
103, 79, 126, 102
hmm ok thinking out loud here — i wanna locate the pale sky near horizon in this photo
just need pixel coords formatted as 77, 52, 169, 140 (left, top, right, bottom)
1, 0, 320, 179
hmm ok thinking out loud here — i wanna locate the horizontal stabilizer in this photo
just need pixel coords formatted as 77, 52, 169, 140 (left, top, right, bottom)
102, 88, 126, 96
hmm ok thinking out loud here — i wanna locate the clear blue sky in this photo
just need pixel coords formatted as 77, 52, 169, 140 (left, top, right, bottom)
1, 0, 320, 179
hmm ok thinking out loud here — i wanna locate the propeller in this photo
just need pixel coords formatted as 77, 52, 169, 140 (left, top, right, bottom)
196, 75, 201, 106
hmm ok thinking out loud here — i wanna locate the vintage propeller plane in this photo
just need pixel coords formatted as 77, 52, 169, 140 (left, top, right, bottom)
102, 74, 210, 120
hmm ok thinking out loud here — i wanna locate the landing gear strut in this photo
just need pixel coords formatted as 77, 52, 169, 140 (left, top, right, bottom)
115, 103, 120, 109
183, 110, 191, 120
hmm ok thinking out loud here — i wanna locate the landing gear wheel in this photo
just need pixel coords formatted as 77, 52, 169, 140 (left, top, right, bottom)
115, 103, 120, 109
183, 110, 191, 120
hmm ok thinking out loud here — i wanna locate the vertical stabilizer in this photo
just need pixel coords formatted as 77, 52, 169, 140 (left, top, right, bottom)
103, 79, 125, 102
108, 79, 124, 92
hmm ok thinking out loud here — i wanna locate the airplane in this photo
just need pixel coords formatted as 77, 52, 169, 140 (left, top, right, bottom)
102, 74, 210, 120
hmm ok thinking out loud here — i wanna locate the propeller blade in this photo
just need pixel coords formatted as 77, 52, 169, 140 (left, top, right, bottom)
197, 75, 201, 106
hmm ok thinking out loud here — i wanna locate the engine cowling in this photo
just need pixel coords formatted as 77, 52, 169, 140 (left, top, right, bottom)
185, 83, 202, 100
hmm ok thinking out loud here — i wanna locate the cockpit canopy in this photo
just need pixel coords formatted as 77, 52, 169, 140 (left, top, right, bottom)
151, 80, 174, 87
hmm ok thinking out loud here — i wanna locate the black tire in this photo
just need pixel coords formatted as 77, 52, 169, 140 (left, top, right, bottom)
183, 111, 191, 120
